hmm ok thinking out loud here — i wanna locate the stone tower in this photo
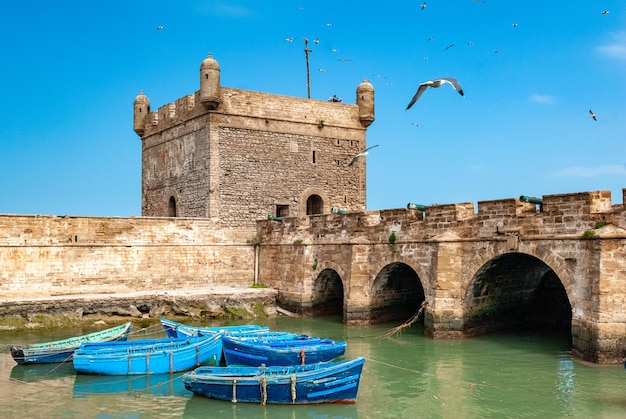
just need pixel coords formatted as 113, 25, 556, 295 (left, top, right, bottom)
134, 54, 375, 241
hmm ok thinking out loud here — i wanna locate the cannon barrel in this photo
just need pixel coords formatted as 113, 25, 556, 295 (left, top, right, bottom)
407, 203, 426, 211
519, 195, 543, 205
267, 215, 283, 222
331, 207, 347, 214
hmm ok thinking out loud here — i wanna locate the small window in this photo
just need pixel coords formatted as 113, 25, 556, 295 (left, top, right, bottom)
276, 205, 289, 217
312, 150, 317, 164
168, 196, 177, 217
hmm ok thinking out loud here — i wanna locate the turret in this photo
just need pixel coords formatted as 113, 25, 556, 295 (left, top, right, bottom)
200, 53, 221, 110
356, 78, 375, 127
133, 91, 150, 137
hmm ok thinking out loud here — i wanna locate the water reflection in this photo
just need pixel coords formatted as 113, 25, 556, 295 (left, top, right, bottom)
10, 361, 75, 383
73, 372, 189, 397
183, 395, 359, 419
1, 318, 625, 418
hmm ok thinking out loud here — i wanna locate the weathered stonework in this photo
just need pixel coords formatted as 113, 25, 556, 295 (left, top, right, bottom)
256, 190, 626, 364
136, 55, 375, 242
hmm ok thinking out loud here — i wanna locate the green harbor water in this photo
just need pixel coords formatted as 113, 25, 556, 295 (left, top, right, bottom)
1, 316, 624, 418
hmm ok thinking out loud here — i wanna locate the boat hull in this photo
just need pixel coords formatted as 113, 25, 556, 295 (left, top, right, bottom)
160, 318, 268, 338
9, 322, 132, 365
222, 335, 347, 367
73, 334, 222, 375
183, 357, 365, 404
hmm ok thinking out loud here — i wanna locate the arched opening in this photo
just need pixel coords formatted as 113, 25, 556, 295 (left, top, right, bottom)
310, 269, 344, 317
465, 252, 571, 338
168, 196, 177, 217
370, 262, 425, 324
306, 194, 323, 215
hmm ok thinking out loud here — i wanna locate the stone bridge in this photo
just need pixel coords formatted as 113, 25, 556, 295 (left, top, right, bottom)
256, 190, 626, 364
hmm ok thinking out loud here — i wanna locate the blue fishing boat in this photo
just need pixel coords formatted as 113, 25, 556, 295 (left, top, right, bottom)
160, 318, 268, 338
73, 333, 222, 375
9, 322, 132, 365
222, 335, 347, 367
182, 357, 365, 404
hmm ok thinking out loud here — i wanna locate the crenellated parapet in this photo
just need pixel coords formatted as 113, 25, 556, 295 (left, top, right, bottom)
258, 189, 626, 244
134, 54, 373, 139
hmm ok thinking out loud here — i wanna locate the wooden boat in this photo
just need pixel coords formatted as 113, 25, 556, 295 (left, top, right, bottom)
160, 318, 268, 338
72, 333, 222, 375
222, 335, 347, 367
9, 322, 132, 365
182, 357, 365, 404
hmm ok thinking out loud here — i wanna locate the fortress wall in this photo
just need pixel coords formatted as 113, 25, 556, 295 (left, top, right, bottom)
0, 215, 255, 299
258, 190, 625, 244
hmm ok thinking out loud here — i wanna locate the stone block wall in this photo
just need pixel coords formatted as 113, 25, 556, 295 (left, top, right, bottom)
140, 87, 370, 234
0, 215, 256, 299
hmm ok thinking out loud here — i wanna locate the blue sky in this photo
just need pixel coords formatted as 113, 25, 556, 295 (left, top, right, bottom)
1, 1, 624, 216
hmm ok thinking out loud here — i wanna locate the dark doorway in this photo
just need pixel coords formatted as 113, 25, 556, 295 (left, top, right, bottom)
306, 195, 323, 215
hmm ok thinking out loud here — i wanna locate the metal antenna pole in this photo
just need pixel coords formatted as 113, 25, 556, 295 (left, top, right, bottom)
303, 38, 312, 99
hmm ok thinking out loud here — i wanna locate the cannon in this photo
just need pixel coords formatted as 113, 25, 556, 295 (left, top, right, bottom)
519, 195, 543, 205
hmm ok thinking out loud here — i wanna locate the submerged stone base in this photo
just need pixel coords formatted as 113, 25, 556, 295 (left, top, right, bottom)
0, 287, 278, 330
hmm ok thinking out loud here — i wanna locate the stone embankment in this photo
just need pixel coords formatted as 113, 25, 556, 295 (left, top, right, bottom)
0, 287, 278, 330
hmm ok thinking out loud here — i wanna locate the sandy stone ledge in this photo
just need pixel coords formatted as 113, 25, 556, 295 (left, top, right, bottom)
0, 287, 278, 331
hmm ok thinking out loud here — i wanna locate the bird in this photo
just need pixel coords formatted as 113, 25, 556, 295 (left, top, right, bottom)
589, 109, 597, 121
157, 25, 164, 30
337, 58, 351, 62
348, 145, 379, 166
313, 38, 319, 44
601, 10, 609, 15
444, 44, 455, 51
285, 38, 294, 42
406, 78, 464, 110
421, 2, 427, 10
512, 23, 518, 27
411, 122, 422, 127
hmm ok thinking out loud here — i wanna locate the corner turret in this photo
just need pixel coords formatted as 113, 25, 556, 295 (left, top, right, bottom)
200, 53, 221, 110
133, 91, 150, 137
356, 78, 375, 127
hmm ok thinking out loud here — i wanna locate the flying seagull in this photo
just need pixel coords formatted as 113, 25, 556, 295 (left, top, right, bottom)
589, 109, 597, 121
406, 78, 464, 110
348, 145, 379, 166
157, 25, 164, 30
421, 2, 427, 10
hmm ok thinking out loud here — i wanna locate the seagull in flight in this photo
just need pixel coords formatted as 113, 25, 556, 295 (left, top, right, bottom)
589, 109, 597, 121
348, 145, 379, 166
444, 44, 455, 51
421, 2, 427, 9
406, 78, 464, 110
157, 25, 164, 30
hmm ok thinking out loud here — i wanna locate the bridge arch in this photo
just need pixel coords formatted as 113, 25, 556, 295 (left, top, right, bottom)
369, 262, 426, 324
462, 252, 572, 337
309, 267, 344, 317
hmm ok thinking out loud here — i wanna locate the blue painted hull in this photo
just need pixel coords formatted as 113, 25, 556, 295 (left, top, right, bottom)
182, 357, 365, 404
222, 335, 347, 367
9, 322, 132, 365
160, 318, 268, 338
73, 333, 223, 375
